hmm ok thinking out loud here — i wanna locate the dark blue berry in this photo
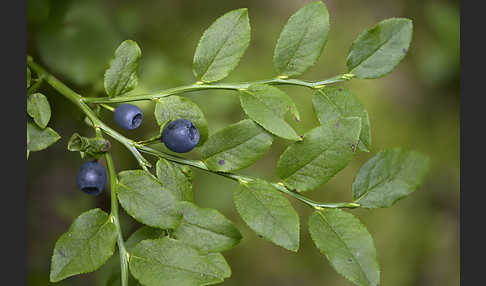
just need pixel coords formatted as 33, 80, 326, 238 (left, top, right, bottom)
114, 104, 143, 130
162, 119, 200, 153
76, 161, 106, 195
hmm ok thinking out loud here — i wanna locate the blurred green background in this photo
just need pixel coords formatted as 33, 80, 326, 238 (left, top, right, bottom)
27, 0, 460, 285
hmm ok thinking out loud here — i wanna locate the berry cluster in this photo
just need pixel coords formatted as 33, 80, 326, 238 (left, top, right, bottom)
77, 105, 200, 194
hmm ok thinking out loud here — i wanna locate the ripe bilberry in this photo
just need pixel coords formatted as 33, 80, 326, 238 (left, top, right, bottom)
76, 161, 107, 195
114, 104, 143, 130
162, 119, 200, 153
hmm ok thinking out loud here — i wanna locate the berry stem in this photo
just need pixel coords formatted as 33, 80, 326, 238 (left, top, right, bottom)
81, 74, 355, 104
136, 133, 163, 146
100, 103, 115, 112
104, 150, 129, 286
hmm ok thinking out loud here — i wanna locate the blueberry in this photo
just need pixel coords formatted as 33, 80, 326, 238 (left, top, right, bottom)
162, 119, 200, 153
76, 161, 107, 195
114, 104, 143, 130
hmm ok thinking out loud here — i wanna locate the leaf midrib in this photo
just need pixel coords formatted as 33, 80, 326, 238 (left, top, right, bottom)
241, 185, 296, 248
203, 129, 266, 159
317, 90, 367, 149
113, 55, 133, 96
354, 152, 407, 202
132, 252, 222, 279
278, 7, 316, 74
316, 211, 373, 286
243, 90, 295, 136
182, 220, 240, 240
53, 218, 112, 279
198, 11, 245, 80
349, 22, 408, 72
108, 47, 139, 96
281, 130, 339, 180
118, 181, 177, 223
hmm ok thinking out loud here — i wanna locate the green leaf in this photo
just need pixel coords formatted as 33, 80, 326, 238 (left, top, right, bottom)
201, 119, 274, 172
277, 117, 361, 192
156, 158, 194, 202
125, 226, 165, 252
27, 67, 31, 88
67, 133, 111, 159
312, 87, 371, 152
155, 96, 209, 146
174, 201, 242, 253
27, 93, 52, 128
308, 209, 380, 286
240, 84, 300, 141
205, 252, 232, 280
233, 179, 299, 251
352, 148, 430, 208
193, 8, 251, 83
117, 170, 182, 229
346, 18, 413, 79
27, 122, 60, 152
104, 40, 142, 97
273, 1, 330, 77
50, 209, 117, 282
129, 237, 231, 286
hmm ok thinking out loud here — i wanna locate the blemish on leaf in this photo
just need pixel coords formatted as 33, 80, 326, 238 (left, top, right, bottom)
257, 234, 263, 238
338, 88, 343, 92
335, 120, 340, 129
347, 258, 352, 262
402, 48, 407, 54
299, 135, 304, 140
218, 160, 225, 166
351, 144, 356, 152
294, 116, 300, 122
58, 249, 66, 257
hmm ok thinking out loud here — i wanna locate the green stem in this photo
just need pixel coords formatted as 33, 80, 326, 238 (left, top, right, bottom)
82, 74, 355, 104
100, 103, 115, 112
137, 145, 359, 209
27, 57, 151, 171
272, 182, 360, 209
27, 76, 44, 94
136, 145, 208, 170
136, 133, 162, 145
104, 151, 129, 286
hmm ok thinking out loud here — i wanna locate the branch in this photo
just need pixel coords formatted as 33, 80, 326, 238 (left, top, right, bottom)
100, 131, 129, 286
81, 74, 355, 104
136, 145, 360, 209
